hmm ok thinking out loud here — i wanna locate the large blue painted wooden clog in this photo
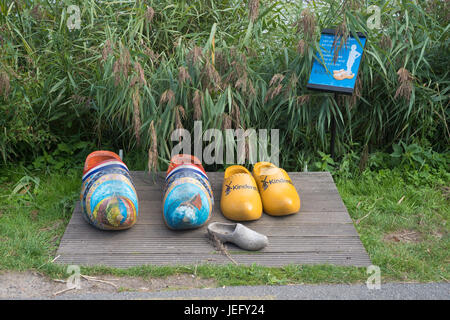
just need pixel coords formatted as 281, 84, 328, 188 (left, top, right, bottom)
163, 154, 213, 230
81, 151, 138, 230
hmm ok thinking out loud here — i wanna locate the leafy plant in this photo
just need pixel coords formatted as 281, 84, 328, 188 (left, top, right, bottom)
10, 175, 40, 199
314, 151, 336, 172
31, 141, 94, 171
0, 0, 448, 171
390, 141, 448, 170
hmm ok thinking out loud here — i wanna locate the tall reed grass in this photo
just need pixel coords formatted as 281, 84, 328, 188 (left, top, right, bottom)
0, 0, 448, 170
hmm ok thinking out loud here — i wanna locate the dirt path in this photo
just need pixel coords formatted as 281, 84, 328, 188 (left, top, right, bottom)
0, 271, 217, 299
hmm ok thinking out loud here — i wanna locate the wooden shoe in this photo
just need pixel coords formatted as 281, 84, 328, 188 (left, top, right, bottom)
333, 69, 355, 80
252, 162, 300, 216
83, 150, 122, 175
163, 154, 213, 230
220, 165, 262, 221
207, 222, 268, 251
333, 70, 346, 80
81, 151, 138, 230
167, 154, 206, 175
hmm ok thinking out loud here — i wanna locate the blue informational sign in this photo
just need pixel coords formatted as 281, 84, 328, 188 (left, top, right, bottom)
307, 29, 367, 95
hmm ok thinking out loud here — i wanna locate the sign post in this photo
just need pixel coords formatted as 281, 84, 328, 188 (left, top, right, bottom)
306, 29, 367, 158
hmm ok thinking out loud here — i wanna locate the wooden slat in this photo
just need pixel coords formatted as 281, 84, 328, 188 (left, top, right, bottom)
69, 205, 353, 225
137, 190, 345, 204
55, 172, 371, 268
57, 237, 368, 254
133, 196, 348, 212
56, 252, 371, 267
61, 223, 360, 239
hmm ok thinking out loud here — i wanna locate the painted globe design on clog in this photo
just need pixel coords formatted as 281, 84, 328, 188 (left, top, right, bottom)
81, 151, 138, 230
163, 154, 213, 230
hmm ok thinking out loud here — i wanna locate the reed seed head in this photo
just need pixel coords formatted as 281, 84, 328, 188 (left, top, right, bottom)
395, 68, 413, 101
134, 61, 147, 86
132, 87, 142, 145
380, 34, 392, 50
145, 6, 155, 24
231, 101, 241, 129
112, 45, 132, 86
248, 80, 256, 98
297, 39, 306, 56
102, 40, 113, 62
265, 73, 285, 102
121, 46, 131, 80
202, 60, 221, 91
287, 73, 298, 92
175, 105, 186, 131
235, 73, 248, 93
160, 89, 175, 105
264, 84, 283, 102
0, 71, 10, 99
397, 67, 413, 83
178, 66, 191, 84
148, 120, 158, 171
215, 50, 228, 72
295, 9, 316, 39
187, 46, 203, 66
269, 73, 284, 87
144, 46, 159, 64
296, 95, 310, 106
193, 90, 204, 121
221, 113, 232, 131
249, 0, 260, 23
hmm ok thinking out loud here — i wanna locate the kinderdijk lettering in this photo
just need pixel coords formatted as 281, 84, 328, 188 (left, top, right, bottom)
171, 121, 280, 166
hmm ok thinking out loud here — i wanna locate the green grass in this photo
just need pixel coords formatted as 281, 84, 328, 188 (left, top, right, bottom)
337, 168, 450, 283
0, 167, 80, 275
0, 165, 448, 286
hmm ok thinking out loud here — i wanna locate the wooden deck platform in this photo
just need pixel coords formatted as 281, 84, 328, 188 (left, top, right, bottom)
55, 171, 371, 268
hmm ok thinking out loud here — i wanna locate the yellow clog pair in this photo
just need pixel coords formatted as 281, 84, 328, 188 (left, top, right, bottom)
220, 162, 300, 221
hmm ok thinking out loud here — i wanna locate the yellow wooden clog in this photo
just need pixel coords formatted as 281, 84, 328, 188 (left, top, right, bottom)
220, 165, 263, 221
252, 162, 300, 216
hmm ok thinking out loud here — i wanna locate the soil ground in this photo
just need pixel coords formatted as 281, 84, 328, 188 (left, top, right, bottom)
0, 271, 218, 299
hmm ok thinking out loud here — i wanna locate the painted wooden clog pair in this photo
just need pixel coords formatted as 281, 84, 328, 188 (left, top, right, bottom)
81, 151, 138, 230
163, 154, 213, 230
220, 162, 300, 221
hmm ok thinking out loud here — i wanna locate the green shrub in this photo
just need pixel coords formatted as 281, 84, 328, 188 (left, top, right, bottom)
0, 0, 448, 170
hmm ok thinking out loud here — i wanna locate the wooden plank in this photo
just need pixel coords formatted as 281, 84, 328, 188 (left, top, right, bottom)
57, 237, 369, 254
56, 252, 371, 267
131, 174, 338, 184
55, 171, 371, 268
133, 182, 340, 193
130, 171, 334, 179
137, 190, 344, 204
130, 171, 338, 188
133, 184, 341, 194
61, 223, 360, 239
69, 203, 353, 225
132, 197, 348, 212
